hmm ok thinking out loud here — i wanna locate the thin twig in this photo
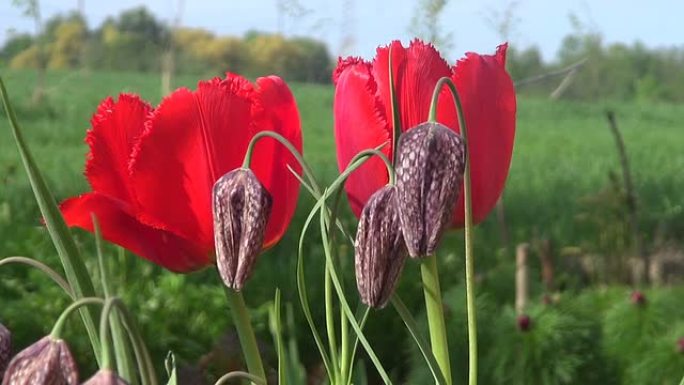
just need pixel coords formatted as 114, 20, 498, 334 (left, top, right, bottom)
514, 57, 588, 88
605, 110, 647, 284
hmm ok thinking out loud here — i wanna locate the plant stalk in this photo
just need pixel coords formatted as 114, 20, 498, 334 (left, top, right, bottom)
420, 257, 452, 385
224, 288, 266, 383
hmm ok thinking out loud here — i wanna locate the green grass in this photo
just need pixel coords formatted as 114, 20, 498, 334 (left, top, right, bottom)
1, 68, 683, 383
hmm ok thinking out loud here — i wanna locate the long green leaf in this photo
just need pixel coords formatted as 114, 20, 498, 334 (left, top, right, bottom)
390, 294, 447, 385
0, 76, 101, 364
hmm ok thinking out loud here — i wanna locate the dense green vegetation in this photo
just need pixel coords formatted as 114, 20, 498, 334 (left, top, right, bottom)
1, 69, 683, 383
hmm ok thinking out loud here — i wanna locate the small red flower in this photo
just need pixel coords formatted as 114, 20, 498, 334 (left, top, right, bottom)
60, 74, 302, 272
333, 39, 516, 227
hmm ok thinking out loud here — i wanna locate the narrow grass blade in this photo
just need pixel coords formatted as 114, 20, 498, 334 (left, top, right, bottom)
390, 294, 447, 385
0, 76, 101, 364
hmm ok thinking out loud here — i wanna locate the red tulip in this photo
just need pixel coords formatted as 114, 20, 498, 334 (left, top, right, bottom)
333, 39, 516, 227
60, 74, 302, 272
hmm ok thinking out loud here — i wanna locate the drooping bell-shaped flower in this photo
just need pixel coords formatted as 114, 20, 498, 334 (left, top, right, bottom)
395, 122, 466, 258
355, 185, 407, 308
333, 40, 515, 228
213, 168, 273, 291
83, 370, 130, 385
2, 336, 78, 385
0, 322, 11, 379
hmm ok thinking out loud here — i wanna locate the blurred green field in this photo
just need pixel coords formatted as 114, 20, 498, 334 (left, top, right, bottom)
1, 69, 684, 383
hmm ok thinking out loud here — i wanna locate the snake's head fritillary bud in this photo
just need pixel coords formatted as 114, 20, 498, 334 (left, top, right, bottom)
355, 185, 407, 308
213, 168, 272, 291
395, 122, 466, 258
517, 314, 532, 332
0, 322, 11, 378
630, 290, 646, 306
2, 336, 78, 385
83, 370, 130, 384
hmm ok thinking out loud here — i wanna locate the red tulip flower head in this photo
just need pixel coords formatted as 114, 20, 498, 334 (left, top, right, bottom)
60, 74, 302, 272
333, 39, 516, 228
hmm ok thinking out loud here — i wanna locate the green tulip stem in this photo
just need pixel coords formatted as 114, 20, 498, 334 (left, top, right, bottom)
224, 288, 267, 384
428, 76, 477, 385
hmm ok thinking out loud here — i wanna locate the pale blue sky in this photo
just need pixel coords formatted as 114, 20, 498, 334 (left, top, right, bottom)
1, 0, 681, 62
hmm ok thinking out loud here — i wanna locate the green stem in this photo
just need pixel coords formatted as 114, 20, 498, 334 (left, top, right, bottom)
50, 297, 104, 339
242, 131, 318, 193
324, 264, 340, 382
420, 256, 452, 385
99, 298, 118, 370
224, 288, 266, 383
0, 256, 73, 298
343, 307, 371, 385
93, 216, 136, 383
214, 371, 267, 385
114, 301, 157, 385
429, 76, 477, 385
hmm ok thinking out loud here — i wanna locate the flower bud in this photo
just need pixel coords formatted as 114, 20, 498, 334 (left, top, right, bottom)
355, 186, 407, 308
630, 290, 646, 306
0, 322, 11, 378
395, 122, 466, 258
2, 336, 78, 385
517, 314, 532, 332
83, 370, 129, 385
213, 168, 272, 291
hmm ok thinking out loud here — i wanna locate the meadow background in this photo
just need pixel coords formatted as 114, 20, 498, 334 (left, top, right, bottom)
1, 1, 684, 384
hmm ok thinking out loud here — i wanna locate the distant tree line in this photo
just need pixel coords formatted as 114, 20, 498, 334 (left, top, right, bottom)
507, 31, 684, 103
3, 5, 684, 100
0, 6, 333, 83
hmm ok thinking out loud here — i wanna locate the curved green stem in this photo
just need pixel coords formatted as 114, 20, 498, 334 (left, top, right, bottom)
0, 256, 73, 298
50, 297, 104, 339
295, 147, 394, 384
224, 288, 266, 383
317, 193, 392, 384
214, 371, 267, 385
429, 76, 477, 385
242, 130, 319, 193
